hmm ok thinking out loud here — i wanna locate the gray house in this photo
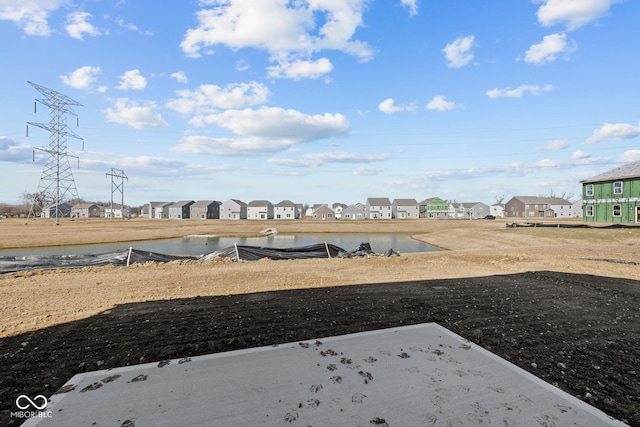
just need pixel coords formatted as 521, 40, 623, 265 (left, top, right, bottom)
169, 200, 195, 219
220, 199, 247, 220
274, 200, 298, 220
41, 202, 72, 219
449, 202, 490, 218
149, 201, 173, 219
247, 200, 274, 220
190, 200, 221, 220
505, 196, 572, 218
312, 205, 335, 220
342, 203, 365, 220
365, 197, 392, 219
71, 203, 101, 218
392, 199, 419, 219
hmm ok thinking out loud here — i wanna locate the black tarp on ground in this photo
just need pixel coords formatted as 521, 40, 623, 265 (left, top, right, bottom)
202, 243, 347, 261
0, 249, 196, 274
0, 243, 401, 274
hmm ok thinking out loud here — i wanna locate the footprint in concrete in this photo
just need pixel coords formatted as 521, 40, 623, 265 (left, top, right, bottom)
358, 371, 373, 384
80, 382, 102, 392
130, 374, 148, 383
284, 410, 298, 422
370, 417, 388, 426
101, 374, 121, 383
352, 392, 367, 403
309, 384, 323, 393
54, 384, 76, 394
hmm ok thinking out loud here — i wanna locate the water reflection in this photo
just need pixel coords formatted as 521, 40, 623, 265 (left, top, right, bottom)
0, 234, 439, 257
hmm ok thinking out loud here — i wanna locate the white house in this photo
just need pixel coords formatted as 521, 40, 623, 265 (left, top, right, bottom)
365, 198, 392, 219
247, 200, 274, 220
392, 199, 419, 219
274, 200, 298, 220
220, 199, 247, 220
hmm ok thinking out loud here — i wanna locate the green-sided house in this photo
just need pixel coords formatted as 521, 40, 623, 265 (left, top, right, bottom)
418, 197, 449, 218
581, 160, 640, 223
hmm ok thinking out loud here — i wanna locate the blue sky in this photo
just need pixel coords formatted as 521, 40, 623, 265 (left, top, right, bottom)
1, 0, 639, 207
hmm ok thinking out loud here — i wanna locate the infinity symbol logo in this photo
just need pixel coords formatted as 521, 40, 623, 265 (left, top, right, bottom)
16, 395, 47, 410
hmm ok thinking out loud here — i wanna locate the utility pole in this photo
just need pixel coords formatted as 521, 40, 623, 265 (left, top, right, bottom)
106, 168, 128, 220
25, 81, 83, 225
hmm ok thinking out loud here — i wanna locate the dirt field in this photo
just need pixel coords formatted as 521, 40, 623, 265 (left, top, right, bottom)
1, 217, 639, 425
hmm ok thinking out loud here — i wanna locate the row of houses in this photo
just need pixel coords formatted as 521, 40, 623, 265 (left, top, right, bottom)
38, 160, 640, 224
143, 196, 579, 221
40, 203, 129, 219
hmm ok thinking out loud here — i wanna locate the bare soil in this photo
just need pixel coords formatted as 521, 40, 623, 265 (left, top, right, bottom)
0, 217, 639, 425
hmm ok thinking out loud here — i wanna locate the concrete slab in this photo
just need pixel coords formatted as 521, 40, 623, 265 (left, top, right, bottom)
24, 323, 626, 426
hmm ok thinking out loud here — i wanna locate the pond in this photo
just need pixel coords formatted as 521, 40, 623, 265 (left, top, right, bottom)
0, 233, 440, 257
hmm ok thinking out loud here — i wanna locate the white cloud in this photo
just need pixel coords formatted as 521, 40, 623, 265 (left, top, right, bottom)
173, 107, 349, 156
620, 150, 640, 163
60, 65, 102, 90
175, 136, 300, 157
353, 166, 385, 176
170, 71, 188, 84
0, 0, 68, 36
117, 69, 147, 91
267, 57, 333, 80
401, 0, 418, 16
543, 138, 569, 150
104, 98, 168, 129
586, 121, 640, 144
306, 151, 390, 163
535, 0, 619, 30
378, 98, 415, 114
426, 95, 456, 112
179, 0, 373, 79
486, 84, 553, 98
572, 149, 590, 160
442, 35, 475, 68
269, 151, 391, 168
65, 11, 100, 40
0, 136, 31, 162
166, 82, 270, 115
524, 33, 576, 64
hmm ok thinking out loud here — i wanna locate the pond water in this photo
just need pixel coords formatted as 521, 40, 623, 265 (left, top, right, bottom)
0, 234, 440, 257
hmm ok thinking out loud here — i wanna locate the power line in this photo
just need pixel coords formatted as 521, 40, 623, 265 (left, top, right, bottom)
25, 81, 84, 225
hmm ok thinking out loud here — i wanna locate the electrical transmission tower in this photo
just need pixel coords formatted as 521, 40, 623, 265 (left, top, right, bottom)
25, 81, 84, 225
106, 168, 128, 219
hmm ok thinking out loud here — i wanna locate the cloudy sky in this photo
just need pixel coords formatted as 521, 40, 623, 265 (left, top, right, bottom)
1, 0, 638, 207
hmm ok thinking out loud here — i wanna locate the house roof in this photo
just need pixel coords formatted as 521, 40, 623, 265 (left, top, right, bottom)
419, 197, 445, 205
580, 160, 640, 183
343, 204, 365, 213
192, 200, 220, 207
393, 198, 418, 205
511, 196, 571, 205
366, 197, 391, 205
72, 203, 98, 209
171, 200, 195, 208
222, 199, 247, 207
275, 200, 296, 207
248, 200, 272, 207
150, 201, 173, 207
313, 205, 334, 214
